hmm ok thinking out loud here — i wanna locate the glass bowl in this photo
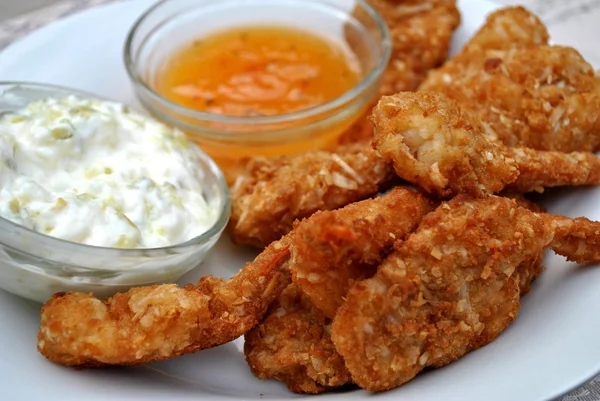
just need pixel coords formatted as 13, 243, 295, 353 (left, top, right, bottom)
0, 82, 231, 303
124, 0, 391, 175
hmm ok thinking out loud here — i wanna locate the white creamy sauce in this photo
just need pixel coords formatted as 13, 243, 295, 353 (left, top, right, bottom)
0, 96, 219, 248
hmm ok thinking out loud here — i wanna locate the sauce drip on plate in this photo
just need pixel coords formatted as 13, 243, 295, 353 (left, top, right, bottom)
155, 25, 361, 117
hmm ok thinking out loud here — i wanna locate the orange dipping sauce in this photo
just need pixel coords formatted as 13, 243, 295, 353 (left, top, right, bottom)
155, 26, 361, 117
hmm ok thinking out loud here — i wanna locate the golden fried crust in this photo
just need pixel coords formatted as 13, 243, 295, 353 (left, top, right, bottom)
371, 0, 461, 96
421, 7, 600, 153
505, 194, 546, 295
339, 0, 461, 144
546, 215, 600, 265
422, 46, 600, 152
291, 187, 436, 318
371, 92, 518, 197
228, 144, 395, 248
372, 91, 600, 196
245, 189, 434, 393
454, 6, 548, 61
505, 193, 546, 214
506, 147, 600, 193
518, 249, 545, 296
244, 283, 351, 394
331, 196, 554, 392
421, 6, 549, 91
38, 235, 292, 367
338, 111, 377, 145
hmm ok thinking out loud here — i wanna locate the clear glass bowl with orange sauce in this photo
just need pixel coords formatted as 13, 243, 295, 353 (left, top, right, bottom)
124, 0, 391, 179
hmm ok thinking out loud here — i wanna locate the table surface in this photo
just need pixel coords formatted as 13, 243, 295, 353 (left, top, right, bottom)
1, 0, 600, 400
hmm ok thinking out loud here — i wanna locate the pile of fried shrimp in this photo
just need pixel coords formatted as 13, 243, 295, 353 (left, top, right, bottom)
37, 2, 600, 395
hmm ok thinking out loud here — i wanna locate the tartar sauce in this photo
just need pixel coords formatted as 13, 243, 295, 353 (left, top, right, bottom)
0, 96, 220, 248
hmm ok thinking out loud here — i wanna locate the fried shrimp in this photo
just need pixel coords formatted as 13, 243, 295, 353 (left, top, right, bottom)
444, 6, 549, 63
504, 147, 600, 193
37, 235, 292, 367
291, 187, 435, 318
245, 187, 434, 393
228, 144, 395, 248
503, 194, 546, 295
331, 195, 600, 392
547, 215, 600, 265
367, 0, 461, 96
339, 0, 461, 144
422, 46, 600, 152
244, 283, 351, 394
246, 195, 548, 395
421, 8, 600, 153
419, 6, 549, 93
371, 92, 600, 196
371, 91, 518, 197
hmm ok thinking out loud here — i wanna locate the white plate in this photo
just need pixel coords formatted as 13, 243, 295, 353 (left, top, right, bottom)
1, 1, 599, 400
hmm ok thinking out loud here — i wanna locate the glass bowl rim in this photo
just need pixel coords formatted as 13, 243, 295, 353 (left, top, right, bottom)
0, 81, 231, 267
123, 0, 392, 126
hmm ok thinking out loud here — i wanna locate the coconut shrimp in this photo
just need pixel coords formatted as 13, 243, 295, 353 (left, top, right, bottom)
38, 234, 292, 367
245, 187, 435, 393
371, 92, 600, 197
244, 283, 351, 394
291, 187, 435, 318
332, 195, 600, 392
421, 7, 600, 152
339, 0, 461, 144
229, 144, 395, 248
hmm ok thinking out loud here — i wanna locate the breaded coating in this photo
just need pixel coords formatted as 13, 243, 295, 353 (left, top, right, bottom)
245, 188, 434, 393
504, 194, 546, 295
450, 6, 549, 62
422, 46, 600, 152
467, 195, 599, 268
547, 215, 600, 265
372, 92, 600, 196
37, 235, 292, 367
228, 144, 395, 248
421, 8, 600, 152
243, 193, 545, 395
291, 187, 435, 318
369, 0, 461, 96
331, 195, 600, 392
506, 193, 546, 214
244, 283, 351, 394
421, 6, 549, 92
371, 92, 518, 197
339, 110, 378, 145
331, 196, 555, 392
339, 0, 461, 144
247, 196, 548, 395
517, 248, 545, 296
504, 147, 600, 193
